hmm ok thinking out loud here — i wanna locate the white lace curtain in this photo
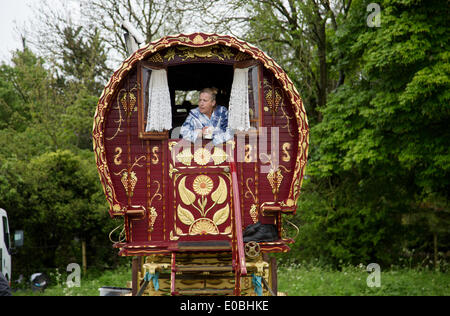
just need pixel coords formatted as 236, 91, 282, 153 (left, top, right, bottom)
228, 68, 250, 132
145, 69, 172, 132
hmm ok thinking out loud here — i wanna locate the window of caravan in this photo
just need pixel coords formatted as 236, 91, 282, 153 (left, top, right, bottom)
137, 61, 262, 140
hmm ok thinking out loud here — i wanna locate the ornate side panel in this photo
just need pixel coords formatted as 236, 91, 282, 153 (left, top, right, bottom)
144, 140, 166, 241
167, 141, 233, 242
236, 136, 260, 227
103, 69, 151, 243
257, 70, 300, 220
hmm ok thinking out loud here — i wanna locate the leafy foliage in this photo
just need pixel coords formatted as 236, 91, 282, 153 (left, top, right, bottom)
302, 0, 450, 267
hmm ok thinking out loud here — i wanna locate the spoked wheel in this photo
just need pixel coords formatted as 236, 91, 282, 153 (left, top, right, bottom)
244, 241, 261, 259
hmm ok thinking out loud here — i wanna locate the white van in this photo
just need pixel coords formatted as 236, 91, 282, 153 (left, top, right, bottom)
0, 208, 12, 283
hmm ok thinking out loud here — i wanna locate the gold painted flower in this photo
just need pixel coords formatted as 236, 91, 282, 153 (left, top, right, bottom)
194, 148, 211, 165
193, 175, 214, 196
189, 218, 219, 235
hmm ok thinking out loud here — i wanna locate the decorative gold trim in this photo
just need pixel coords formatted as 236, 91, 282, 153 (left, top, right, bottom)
151, 146, 160, 165
211, 147, 228, 165
245, 178, 259, 223
282, 143, 291, 162
114, 147, 123, 165
113, 155, 146, 198
176, 148, 193, 166
193, 175, 214, 196
193, 148, 211, 165
260, 153, 291, 201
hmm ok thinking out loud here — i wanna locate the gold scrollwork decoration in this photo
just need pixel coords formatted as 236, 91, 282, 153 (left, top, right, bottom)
148, 180, 162, 232
245, 144, 254, 163
281, 106, 295, 137
193, 148, 211, 165
163, 45, 236, 62
151, 146, 160, 165
114, 147, 123, 165
113, 155, 146, 198
282, 143, 291, 162
260, 153, 291, 201
245, 178, 259, 223
106, 84, 138, 141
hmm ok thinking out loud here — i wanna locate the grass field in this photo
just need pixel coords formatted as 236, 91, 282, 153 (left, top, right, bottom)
13, 263, 450, 296
277, 264, 450, 296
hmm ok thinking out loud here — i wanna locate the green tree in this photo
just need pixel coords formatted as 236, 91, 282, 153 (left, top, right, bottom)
60, 26, 111, 96
2, 150, 111, 275
0, 48, 115, 275
0, 49, 66, 154
227, 0, 352, 123
305, 0, 450, 266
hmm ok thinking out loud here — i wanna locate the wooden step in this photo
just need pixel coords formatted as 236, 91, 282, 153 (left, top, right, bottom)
177, 288, 234, 296
176, 265, 233, 272
177, 241, 231, 251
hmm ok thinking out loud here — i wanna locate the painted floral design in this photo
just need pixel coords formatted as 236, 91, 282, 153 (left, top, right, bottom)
193, 148, 211, 165
193, 175, 214, 196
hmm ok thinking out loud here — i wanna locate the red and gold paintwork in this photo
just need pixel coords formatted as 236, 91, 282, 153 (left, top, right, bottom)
93, 33, 309, 295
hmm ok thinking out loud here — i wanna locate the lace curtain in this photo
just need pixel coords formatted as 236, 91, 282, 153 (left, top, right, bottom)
228, 68, 250, 131
145, 69, 172, 132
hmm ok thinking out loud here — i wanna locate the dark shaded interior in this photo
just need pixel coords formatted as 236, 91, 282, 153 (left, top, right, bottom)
167, 63, 234, 132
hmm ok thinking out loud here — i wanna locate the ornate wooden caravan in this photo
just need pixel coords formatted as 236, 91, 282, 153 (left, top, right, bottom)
93, 33, 309, 296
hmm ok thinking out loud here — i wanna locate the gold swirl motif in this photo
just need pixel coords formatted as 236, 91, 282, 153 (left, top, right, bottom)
282, 143, 291, 162
114, 147, 123, 165
151, 146, 159, 165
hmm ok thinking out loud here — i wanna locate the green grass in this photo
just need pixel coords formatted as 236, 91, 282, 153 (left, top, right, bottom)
13, 265, 131, 296
13, 264, 450, 296
278, 264, 450, 296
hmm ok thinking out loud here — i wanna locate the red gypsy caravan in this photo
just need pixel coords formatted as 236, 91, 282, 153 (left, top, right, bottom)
93, 33, 309, 296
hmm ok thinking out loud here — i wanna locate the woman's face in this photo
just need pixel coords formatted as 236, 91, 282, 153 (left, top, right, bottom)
198, 92, 216, 117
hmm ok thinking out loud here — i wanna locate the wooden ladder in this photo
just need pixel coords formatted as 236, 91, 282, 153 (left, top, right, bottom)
168, 161, 247, 296
170, 252, 235, 296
